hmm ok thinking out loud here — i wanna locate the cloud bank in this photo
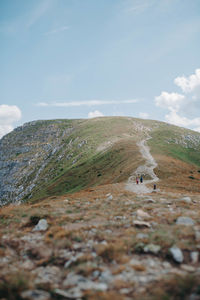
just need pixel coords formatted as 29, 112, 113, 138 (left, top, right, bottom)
174, 69, 200, 93
155, 68, 200, 132
88, 110, 104, 118
37, 99, 138, 107
0, 105, 22, 138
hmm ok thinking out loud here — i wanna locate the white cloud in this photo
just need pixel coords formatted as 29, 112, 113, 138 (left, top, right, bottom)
45, 26, 69, 35
36, 99, 138, 107
165, 110, 200, 132
174, 68, 200, 93
88, 110, 104, 118
155, 91, 185, 112
155, 68, 200, 132
0, 105, 21, 138
125, 0, 156, 14
139, 112, 149, 119
27, 0, 53, 29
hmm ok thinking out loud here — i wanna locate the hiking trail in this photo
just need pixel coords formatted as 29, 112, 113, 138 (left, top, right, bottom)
126, 136, 159, 194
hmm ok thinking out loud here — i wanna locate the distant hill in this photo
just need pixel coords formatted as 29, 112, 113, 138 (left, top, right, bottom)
0, 117, 200, 205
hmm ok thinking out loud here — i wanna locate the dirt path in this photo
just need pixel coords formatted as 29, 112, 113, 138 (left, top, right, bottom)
126, 136, 159, 194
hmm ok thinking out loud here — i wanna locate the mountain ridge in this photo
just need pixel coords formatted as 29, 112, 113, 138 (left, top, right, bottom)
0, 116, 200, 206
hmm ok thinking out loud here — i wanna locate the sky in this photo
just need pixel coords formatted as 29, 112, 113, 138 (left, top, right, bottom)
0, 0, 200, 138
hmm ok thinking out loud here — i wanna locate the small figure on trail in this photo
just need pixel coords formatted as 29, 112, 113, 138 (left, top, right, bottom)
153, 184, 156, 190
140, 175, 143, 183
136, 177, 139, 184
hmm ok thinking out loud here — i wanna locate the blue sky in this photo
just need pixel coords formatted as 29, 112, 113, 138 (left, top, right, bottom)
0, 0, 200, 137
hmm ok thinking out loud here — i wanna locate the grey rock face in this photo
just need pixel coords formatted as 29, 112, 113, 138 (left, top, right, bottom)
0, 120, 75, 206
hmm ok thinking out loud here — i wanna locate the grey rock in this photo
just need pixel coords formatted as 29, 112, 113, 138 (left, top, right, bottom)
21, 290, 50, 300
33, 266, 61, 286
33, 219, 48, 232
0, 120, 74, 205
143, 198, 156, 203
136, 233, 148, 240
63, 273, 87, 287
64, 253, 83, 268
106, 193, 113, 201
120, 288, 133, 294
144, 244, 161, 255
162, 261, 171, 269
99, 270, 113, 283
190, 251, 199, 264
181, 196, 192, 203
54, 288, 82, 299
79, 281, 107, 291
169, 246, 184, 263
176, 216, 195, 226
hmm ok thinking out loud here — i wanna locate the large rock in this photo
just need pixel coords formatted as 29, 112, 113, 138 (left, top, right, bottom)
33, 219, 48, 232
21, 290, 51, 300
169, 246, 183, 263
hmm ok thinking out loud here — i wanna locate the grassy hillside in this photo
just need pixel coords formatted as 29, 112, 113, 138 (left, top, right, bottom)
1, 117, 200, 205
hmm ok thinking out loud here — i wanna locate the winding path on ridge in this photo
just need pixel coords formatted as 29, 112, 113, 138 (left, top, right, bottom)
126, 136, 159, 194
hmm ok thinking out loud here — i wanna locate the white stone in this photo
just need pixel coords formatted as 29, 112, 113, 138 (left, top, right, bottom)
54, 288, 83, 299
136, 209, 151, 219
190, 252, 199, 264
144, 244, 161, 254
181, 264, 196, 272
169, 246, 184, 263
21, 289, 50, 300
106, 194, 113, 200
33, 219, 48, 231
133, 220, 151, 228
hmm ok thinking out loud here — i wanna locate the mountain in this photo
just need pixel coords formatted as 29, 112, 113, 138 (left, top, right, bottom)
0, 117, 200, 300
0, 116, 200, 206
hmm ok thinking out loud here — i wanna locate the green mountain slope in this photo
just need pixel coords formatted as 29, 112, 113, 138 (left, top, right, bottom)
0, 117, 200, 205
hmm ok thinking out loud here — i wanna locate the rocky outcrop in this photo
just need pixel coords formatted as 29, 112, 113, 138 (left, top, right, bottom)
0, 117, 200, 206
0, 120, 78, 206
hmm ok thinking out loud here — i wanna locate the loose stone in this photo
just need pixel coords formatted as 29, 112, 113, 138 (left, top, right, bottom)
33, 219, 48, 232
176, 216, 195, 226
169, 246, 184, 263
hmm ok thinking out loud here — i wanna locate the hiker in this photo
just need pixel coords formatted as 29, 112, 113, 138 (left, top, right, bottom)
153, 184, 156, 190
136, 177, 139, 184
140, 175, 143, 183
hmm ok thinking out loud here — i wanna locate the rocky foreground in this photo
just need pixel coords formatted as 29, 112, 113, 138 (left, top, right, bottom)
0, 184, 200, 300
